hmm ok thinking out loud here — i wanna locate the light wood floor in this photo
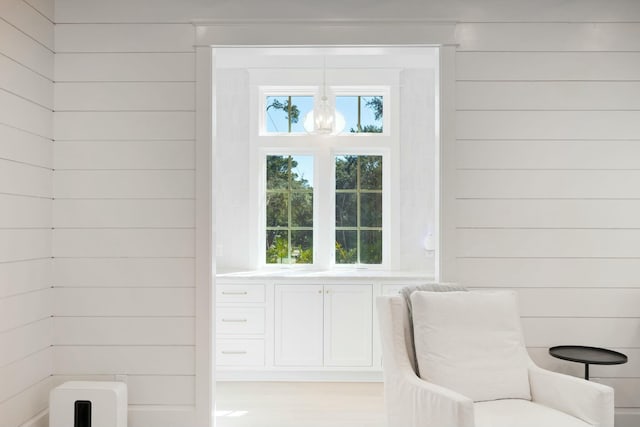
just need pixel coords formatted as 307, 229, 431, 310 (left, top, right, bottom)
215, 382, 386, 427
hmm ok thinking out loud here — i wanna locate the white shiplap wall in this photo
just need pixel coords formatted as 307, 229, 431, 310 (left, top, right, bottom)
455, 23, 640, 420
53, 23, 197, 423
0, 0, 54, 426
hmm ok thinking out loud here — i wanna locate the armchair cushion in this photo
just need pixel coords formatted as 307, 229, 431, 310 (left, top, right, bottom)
474, 399, 591, 427
411, 290, 531, 402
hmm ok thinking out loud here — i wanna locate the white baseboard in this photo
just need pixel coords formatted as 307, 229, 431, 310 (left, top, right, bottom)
216, 369, 383, 382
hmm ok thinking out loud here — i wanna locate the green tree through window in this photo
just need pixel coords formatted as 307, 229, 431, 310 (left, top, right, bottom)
335, 155, 383, 264
335, 96, 383, 133
266, 155, 314, 264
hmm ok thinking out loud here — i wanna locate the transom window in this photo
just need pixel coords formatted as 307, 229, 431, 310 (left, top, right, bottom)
336, 96, 383, 133
265, 96, 314, 133
262, 91, 386, 135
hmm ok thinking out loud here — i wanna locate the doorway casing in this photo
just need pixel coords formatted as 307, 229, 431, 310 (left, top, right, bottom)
193, 20, 457, 427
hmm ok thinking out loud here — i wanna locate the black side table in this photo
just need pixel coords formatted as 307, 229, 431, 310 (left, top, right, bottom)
549, 345, 627, 380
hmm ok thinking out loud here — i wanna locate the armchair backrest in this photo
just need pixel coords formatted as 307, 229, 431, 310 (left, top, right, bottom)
376, 296, 418, 378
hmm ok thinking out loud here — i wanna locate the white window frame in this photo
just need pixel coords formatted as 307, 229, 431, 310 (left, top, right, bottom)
251, 69, 399, 271
259, 86, 316, 136
331, 147, 391, 269
332, 86, 391, 137
258, 147, 320, 268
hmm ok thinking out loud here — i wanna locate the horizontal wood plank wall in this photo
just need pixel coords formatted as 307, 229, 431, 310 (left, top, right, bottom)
53, 22, 196, 417
0, 0, 54, 426
455, 22, 640, 413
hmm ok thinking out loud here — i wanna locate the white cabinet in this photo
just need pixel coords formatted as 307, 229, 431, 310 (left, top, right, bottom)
274, 284, 324, 367
274, 284, 373, 368
324, 285, 373, 367
215, 282, 266, 368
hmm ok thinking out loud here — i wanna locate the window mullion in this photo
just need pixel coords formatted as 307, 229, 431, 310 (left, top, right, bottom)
356, 156, 361, 264
287, 156, 293, 261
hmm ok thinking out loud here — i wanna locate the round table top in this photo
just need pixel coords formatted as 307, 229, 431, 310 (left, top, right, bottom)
549, 345, 628, 365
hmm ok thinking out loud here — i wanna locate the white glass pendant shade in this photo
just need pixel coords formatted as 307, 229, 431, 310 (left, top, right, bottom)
314, 95, 334, 134
303, 96, 346, 135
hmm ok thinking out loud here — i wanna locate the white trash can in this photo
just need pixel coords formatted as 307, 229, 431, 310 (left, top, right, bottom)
50, 381, 127, 427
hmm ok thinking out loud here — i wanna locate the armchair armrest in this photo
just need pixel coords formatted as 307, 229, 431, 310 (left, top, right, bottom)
528, 363, 614, 427
385, 369, 475, 427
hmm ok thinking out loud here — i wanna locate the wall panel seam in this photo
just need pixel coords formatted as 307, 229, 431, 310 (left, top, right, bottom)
0, 286, 51, 299
457, 256, 640, 259
22, 0, 54, 25
457, 109, 640, 112
0, 316, 51, 334
53, 81, 196, 84
0, 158, 53, 171
456, 79, 640, 83
0, 87, 53, 111
0, 121, 51, 140
0, 52, 53, 83
0, 17, 54, 54
55, 110, 196, 113
457, 50, 640, 53
0, 375, 52, 407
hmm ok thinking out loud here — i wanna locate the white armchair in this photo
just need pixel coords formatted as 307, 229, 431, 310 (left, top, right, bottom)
376, 295, 614, 427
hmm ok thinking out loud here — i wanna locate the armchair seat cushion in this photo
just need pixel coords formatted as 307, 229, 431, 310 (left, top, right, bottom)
475, 399, 592, 427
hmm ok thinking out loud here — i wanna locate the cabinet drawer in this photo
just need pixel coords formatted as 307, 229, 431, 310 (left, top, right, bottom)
216, 307, 265, 335
217, 339, 265, 367
216, 284, 265, 303
381, 284, 407, 296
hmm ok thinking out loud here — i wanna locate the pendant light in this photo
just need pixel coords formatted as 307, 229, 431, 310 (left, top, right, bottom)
303, 56, 345, 135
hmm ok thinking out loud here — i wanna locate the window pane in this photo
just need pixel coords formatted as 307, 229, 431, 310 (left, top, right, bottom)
334, 154, 383, 265
360, 156, 383, 190
291, 192, 313, 227
336, 230, 357, 264
266, 230, 289, 264
360, 193, 382, 227
335, 155, 357, 189
291, 155, 314, 189
265, 95, 313, 133
335, 193, 357, 227
265, 154, 314, 265
291, 230, 313, 264
336, 95, 383, 133
360, 230, 382, 264
266, 193, 288, 227
266, 155, 290, 190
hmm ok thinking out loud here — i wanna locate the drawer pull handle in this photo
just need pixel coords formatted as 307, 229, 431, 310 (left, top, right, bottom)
221, 351, 247, 355
221, 291, 248, 295
221, 318, 248, 323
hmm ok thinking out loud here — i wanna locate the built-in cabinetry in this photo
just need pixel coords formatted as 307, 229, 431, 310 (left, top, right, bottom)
275, 284, 372, 368
215, 274, 431, 381
215, 283, 266, 367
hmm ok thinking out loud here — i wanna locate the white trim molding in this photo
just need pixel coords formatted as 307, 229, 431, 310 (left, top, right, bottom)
194, 20, 458, 427
194, 20, 457, 47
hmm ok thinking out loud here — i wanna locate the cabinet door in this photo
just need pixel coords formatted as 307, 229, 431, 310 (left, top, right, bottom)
274, 284, 324, 367
324, 284, 373, 367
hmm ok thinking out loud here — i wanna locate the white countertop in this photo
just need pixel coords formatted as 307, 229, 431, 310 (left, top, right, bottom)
216, 269, 435, 280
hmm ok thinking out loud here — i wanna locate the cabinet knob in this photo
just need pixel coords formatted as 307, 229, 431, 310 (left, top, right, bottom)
318, 290, 322, 294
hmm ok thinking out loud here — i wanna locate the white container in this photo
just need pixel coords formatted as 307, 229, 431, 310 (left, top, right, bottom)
50, 381, 127, 427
